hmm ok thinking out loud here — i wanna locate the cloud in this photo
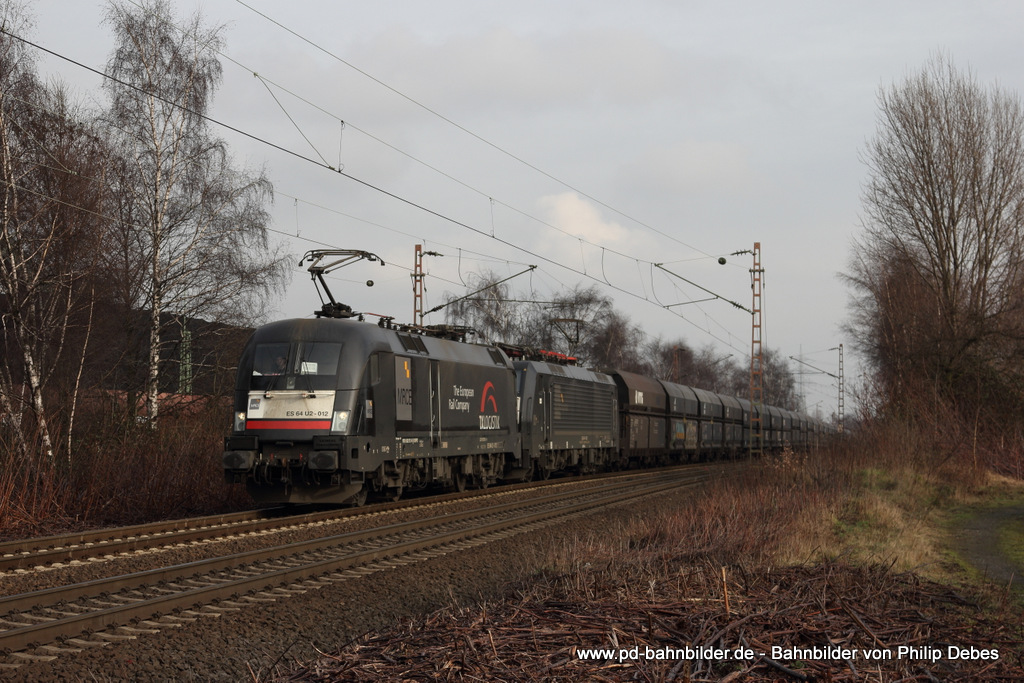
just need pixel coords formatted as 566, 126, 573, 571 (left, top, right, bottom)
537, 192, 633, 245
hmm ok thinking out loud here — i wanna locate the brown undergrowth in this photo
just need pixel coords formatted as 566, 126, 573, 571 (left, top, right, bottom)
281, 560, 1024, 681
280, 438, 1023, 681
0, 400, 252, 539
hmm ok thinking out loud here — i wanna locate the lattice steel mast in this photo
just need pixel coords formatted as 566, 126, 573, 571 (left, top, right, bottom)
749, 242, 764, 457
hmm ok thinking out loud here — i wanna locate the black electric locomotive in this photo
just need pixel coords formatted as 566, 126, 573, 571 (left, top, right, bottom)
511, 355, 619, 478
223, 317, 520, 504
222, 249, 831, 505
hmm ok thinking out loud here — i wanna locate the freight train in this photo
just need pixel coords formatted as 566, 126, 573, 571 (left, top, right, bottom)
222, 315, 830, 505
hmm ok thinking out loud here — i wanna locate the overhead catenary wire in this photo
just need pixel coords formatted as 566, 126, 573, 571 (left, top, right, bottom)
110, 2, 751, 341
426, 266, 537, 315
115, 0, 692, 271
3, 27, 750, 354
205, 8, 754, 350
9, 167, 749, 352
232, 0, 716, 260
234, 65, 676, 267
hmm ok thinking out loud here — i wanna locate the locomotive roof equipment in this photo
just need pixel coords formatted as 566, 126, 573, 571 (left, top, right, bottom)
300, 249, 385, 319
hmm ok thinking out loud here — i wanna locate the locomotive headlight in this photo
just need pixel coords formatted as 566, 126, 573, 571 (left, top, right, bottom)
234, 411, 246, 432
331, 410, 350, 434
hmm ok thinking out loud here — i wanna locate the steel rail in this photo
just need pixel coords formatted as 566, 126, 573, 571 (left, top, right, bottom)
0, 463, 717, 572
0, 466, 711, 653
0, 509, 286, 572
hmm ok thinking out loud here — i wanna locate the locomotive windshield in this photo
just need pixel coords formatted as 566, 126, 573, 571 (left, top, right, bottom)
250, 341, 343, 391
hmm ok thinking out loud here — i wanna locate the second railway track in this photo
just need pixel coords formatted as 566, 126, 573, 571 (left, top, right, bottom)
0, 471, 609, 574
0, 463, 723, 576
0, 464, 720, 665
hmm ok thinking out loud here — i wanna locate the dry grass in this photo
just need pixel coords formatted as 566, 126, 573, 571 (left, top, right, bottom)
531, 430, 1003, 594
279, 436, 1024, 681
0, 399, 252, 539
287, 559, 1024, 682
0, 465, 73, 538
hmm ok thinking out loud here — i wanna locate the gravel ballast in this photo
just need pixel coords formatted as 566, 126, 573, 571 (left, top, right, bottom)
4, 488, 686, 681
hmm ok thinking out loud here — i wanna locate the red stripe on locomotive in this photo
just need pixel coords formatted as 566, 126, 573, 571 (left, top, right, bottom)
247, 419, 332, 430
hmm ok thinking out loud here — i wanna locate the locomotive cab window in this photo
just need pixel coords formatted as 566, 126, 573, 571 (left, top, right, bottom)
299, 342, 343, 378
252, 343, 291, 377
250, 342, 342, 391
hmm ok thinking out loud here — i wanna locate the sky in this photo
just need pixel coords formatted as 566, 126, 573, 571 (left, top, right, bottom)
22, 0, 1024, 418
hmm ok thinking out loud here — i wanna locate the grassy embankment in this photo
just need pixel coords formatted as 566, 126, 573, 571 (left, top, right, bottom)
541, 424, 1023, 595
280, 428, 1024, 681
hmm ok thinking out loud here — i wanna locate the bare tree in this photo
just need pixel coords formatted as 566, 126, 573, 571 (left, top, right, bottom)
0, 2, 109, 466
849, 54, 1024, 397
523, 284, 617, 364
657, 341, 737, 394
723, 347, 801, 411
442, 270, 525, 344
760, 347, 802, 411
0, 2, 46, 463
440, 277, 655, 371
103, 0, 286, 423
646, 338, 695, 384
845, 243, 941, 403
581, 308, 648, 373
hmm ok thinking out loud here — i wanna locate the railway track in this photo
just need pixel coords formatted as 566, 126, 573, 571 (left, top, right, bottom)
0, 481, 549, 574
0, 508, 291, 574
0, 465, 711, 575
0, 464, 720, 664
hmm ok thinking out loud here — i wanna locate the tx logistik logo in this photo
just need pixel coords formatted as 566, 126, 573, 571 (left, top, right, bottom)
478, 381, 500, 429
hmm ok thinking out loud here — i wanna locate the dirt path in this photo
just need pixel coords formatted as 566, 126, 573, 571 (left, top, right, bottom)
954, 503, 1024, 593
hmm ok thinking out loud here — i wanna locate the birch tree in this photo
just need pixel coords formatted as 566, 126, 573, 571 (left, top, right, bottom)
103, 0, 286, 423
0, 2, 108, 466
